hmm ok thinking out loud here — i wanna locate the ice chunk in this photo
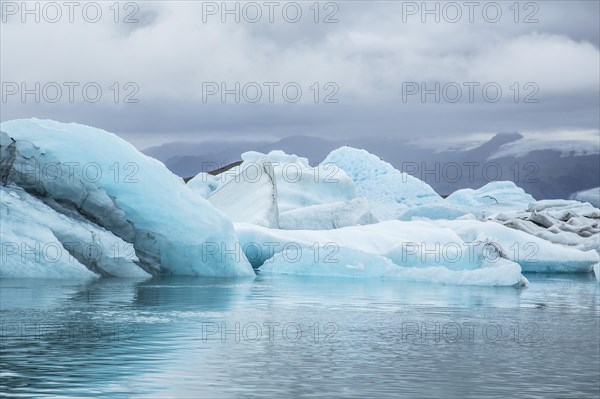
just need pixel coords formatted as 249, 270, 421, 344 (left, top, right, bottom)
206, 156, 279, 228
446, 181, 535, 208
1, 119, 254, 277
528, 200, 600, 219
492, 199, 599, 253
571, 187, 600, 208
323, 147, 442, 220
279, 198, 377, 230
259, 244, 525, 286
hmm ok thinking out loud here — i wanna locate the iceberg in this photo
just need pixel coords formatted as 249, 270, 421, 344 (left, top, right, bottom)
260, 244, 525, 286
571, 187, 600, 208
0, 119, 254, 277
2, 118, 595, 284
434, 219, 599, 273
398, 182, 536, 221
446, 181, 535, 209
235, 221, 527, 286
206, 156, 279, 228
323, 147, 443, 220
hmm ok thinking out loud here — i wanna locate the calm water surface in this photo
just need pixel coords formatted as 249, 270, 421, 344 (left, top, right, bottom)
1, 274, 599, 398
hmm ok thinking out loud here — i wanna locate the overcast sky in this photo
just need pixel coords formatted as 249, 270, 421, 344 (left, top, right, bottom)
1, 0, 599, 149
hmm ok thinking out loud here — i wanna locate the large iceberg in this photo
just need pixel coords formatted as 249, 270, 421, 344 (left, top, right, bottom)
235, 221, 528, 286
261, 244, 524, 286
323, 147, 443, 220
0, 119, 254, 277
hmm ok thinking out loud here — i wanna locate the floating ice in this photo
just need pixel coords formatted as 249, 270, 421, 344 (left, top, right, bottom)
260, 244, 525, 286
0, 119, 254, 277
434, 219, 599, 273
236, 221, 527, 286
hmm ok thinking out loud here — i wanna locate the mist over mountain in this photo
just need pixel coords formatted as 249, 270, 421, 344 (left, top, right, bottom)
143, 133, 600, 200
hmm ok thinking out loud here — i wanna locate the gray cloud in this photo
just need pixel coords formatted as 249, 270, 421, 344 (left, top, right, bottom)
1, 0, 598, 148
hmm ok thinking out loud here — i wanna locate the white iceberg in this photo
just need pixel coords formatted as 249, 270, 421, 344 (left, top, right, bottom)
571, 187, 600, 208
323, 147, 443, 220
236, 221, 527, 286
446, 181, 535, 209
240, 150, 357, 212
434, 219, 599, 273
260, 244, 524, 286
399, 182, 536, 221
1, 119, 254, 277
206, 156, 279, 228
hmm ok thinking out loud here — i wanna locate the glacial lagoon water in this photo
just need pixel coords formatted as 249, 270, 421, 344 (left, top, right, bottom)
1, 274, 599, 398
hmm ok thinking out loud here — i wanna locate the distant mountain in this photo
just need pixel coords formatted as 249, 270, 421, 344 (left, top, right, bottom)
143, 133, 600, 200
